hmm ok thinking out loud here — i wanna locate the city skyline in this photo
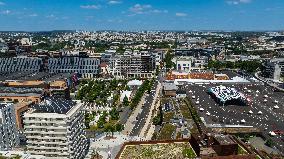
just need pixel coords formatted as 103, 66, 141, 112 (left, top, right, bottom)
0, 0, 283, 31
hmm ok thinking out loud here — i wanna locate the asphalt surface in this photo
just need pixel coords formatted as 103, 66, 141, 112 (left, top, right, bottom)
183, 83, 284, 154
129, 80, 159, 136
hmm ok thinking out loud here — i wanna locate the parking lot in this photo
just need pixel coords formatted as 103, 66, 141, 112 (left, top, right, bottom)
183, 82, 284, 154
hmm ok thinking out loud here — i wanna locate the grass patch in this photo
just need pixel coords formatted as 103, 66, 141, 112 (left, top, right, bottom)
180, 103, 192, 119
163, 112, 175, 122
158, 123, 176, 140
182, 148, 197, 158
238, 145, 248, 155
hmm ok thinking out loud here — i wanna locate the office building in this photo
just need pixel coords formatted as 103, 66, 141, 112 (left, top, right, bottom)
263, 58, 284, 80
23, 98, 89, 159
110, 52, 156, 79
48, 56, 100, 78
0, 57, 43, 72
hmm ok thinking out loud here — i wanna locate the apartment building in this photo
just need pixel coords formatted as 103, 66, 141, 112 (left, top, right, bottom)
0, 57, 43, 72
48, 56, 100, 78
23, 98, 89, 159
110, 52, 156, 79
263, 58, 284, 80
0, 103, 20, 150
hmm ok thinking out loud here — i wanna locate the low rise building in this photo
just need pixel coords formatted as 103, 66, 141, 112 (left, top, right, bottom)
162, 82, 178, 97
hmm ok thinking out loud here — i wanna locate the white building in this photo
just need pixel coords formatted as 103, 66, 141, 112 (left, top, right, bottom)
23, 98, 89, 159
0, 103, 20, 150
48, 56, 100, 78
176, 57, 192, 72
0, 57, 42, 72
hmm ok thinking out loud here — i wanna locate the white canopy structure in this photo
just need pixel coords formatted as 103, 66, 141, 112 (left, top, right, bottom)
269, 131, 276, 136
274, 105, 279, 109
199, 108, 204, 111
257, 111, 263, 115
248, 110, 253, 114
206, 112, 211, 116
240, 119, 246, 123
264, 95, 268, 98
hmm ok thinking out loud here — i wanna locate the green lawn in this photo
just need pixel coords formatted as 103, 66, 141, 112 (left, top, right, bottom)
237, 145, 248, 155
158, 123, 176, 140
163, 112, 175, 122
182, 147, 197, 158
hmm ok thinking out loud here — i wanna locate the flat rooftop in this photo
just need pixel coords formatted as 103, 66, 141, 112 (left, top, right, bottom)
0, 93, 41, 97
214, 134, 235, 145
0, 72, 73, 82
31, 97, 77, 114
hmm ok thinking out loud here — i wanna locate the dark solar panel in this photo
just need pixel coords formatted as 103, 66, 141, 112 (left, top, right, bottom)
31, 97, 77, 114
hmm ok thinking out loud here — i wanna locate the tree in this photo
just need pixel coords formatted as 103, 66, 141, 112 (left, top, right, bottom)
115, 123, 124, 132
110, 108, 119, 120
97, 120, 105, 128
165, 51, 174, 70
85, 112, 91, 128
265, 138, 274, 147
153, 113, 162, 125
123, 95, 129, 107
104, 123, 115, 137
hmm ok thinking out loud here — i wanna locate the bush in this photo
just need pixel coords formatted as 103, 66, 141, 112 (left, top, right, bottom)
182, 148, 196, 158
265, 138, 274, 147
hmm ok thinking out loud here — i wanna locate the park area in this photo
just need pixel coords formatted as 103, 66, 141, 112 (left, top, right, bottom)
118, 141, 196, 159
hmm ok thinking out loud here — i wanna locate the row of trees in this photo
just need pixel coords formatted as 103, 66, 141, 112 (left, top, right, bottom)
164, 51, 175, 70
130, 80, 150, 109
129, 78, 155, 109
207, 60, 261, 73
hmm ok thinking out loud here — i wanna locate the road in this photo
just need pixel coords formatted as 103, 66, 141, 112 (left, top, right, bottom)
129, 80, 159, 136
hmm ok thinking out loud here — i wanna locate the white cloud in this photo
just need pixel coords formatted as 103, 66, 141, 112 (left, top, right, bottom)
129, 4, 167, 15
108, 1, 122, 5
0, 1, 5, 5
29, 13, 38, 17
226, 0, 251, 5
175, 12, 187, 17
80, 5, 101, 9
46, 14, 55, 18
0, 10, 11, 15
152, 9, 168, 14
129, 4, 152, 14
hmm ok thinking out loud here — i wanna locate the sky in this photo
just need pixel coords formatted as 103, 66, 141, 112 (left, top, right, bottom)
0, 0, 283, 31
